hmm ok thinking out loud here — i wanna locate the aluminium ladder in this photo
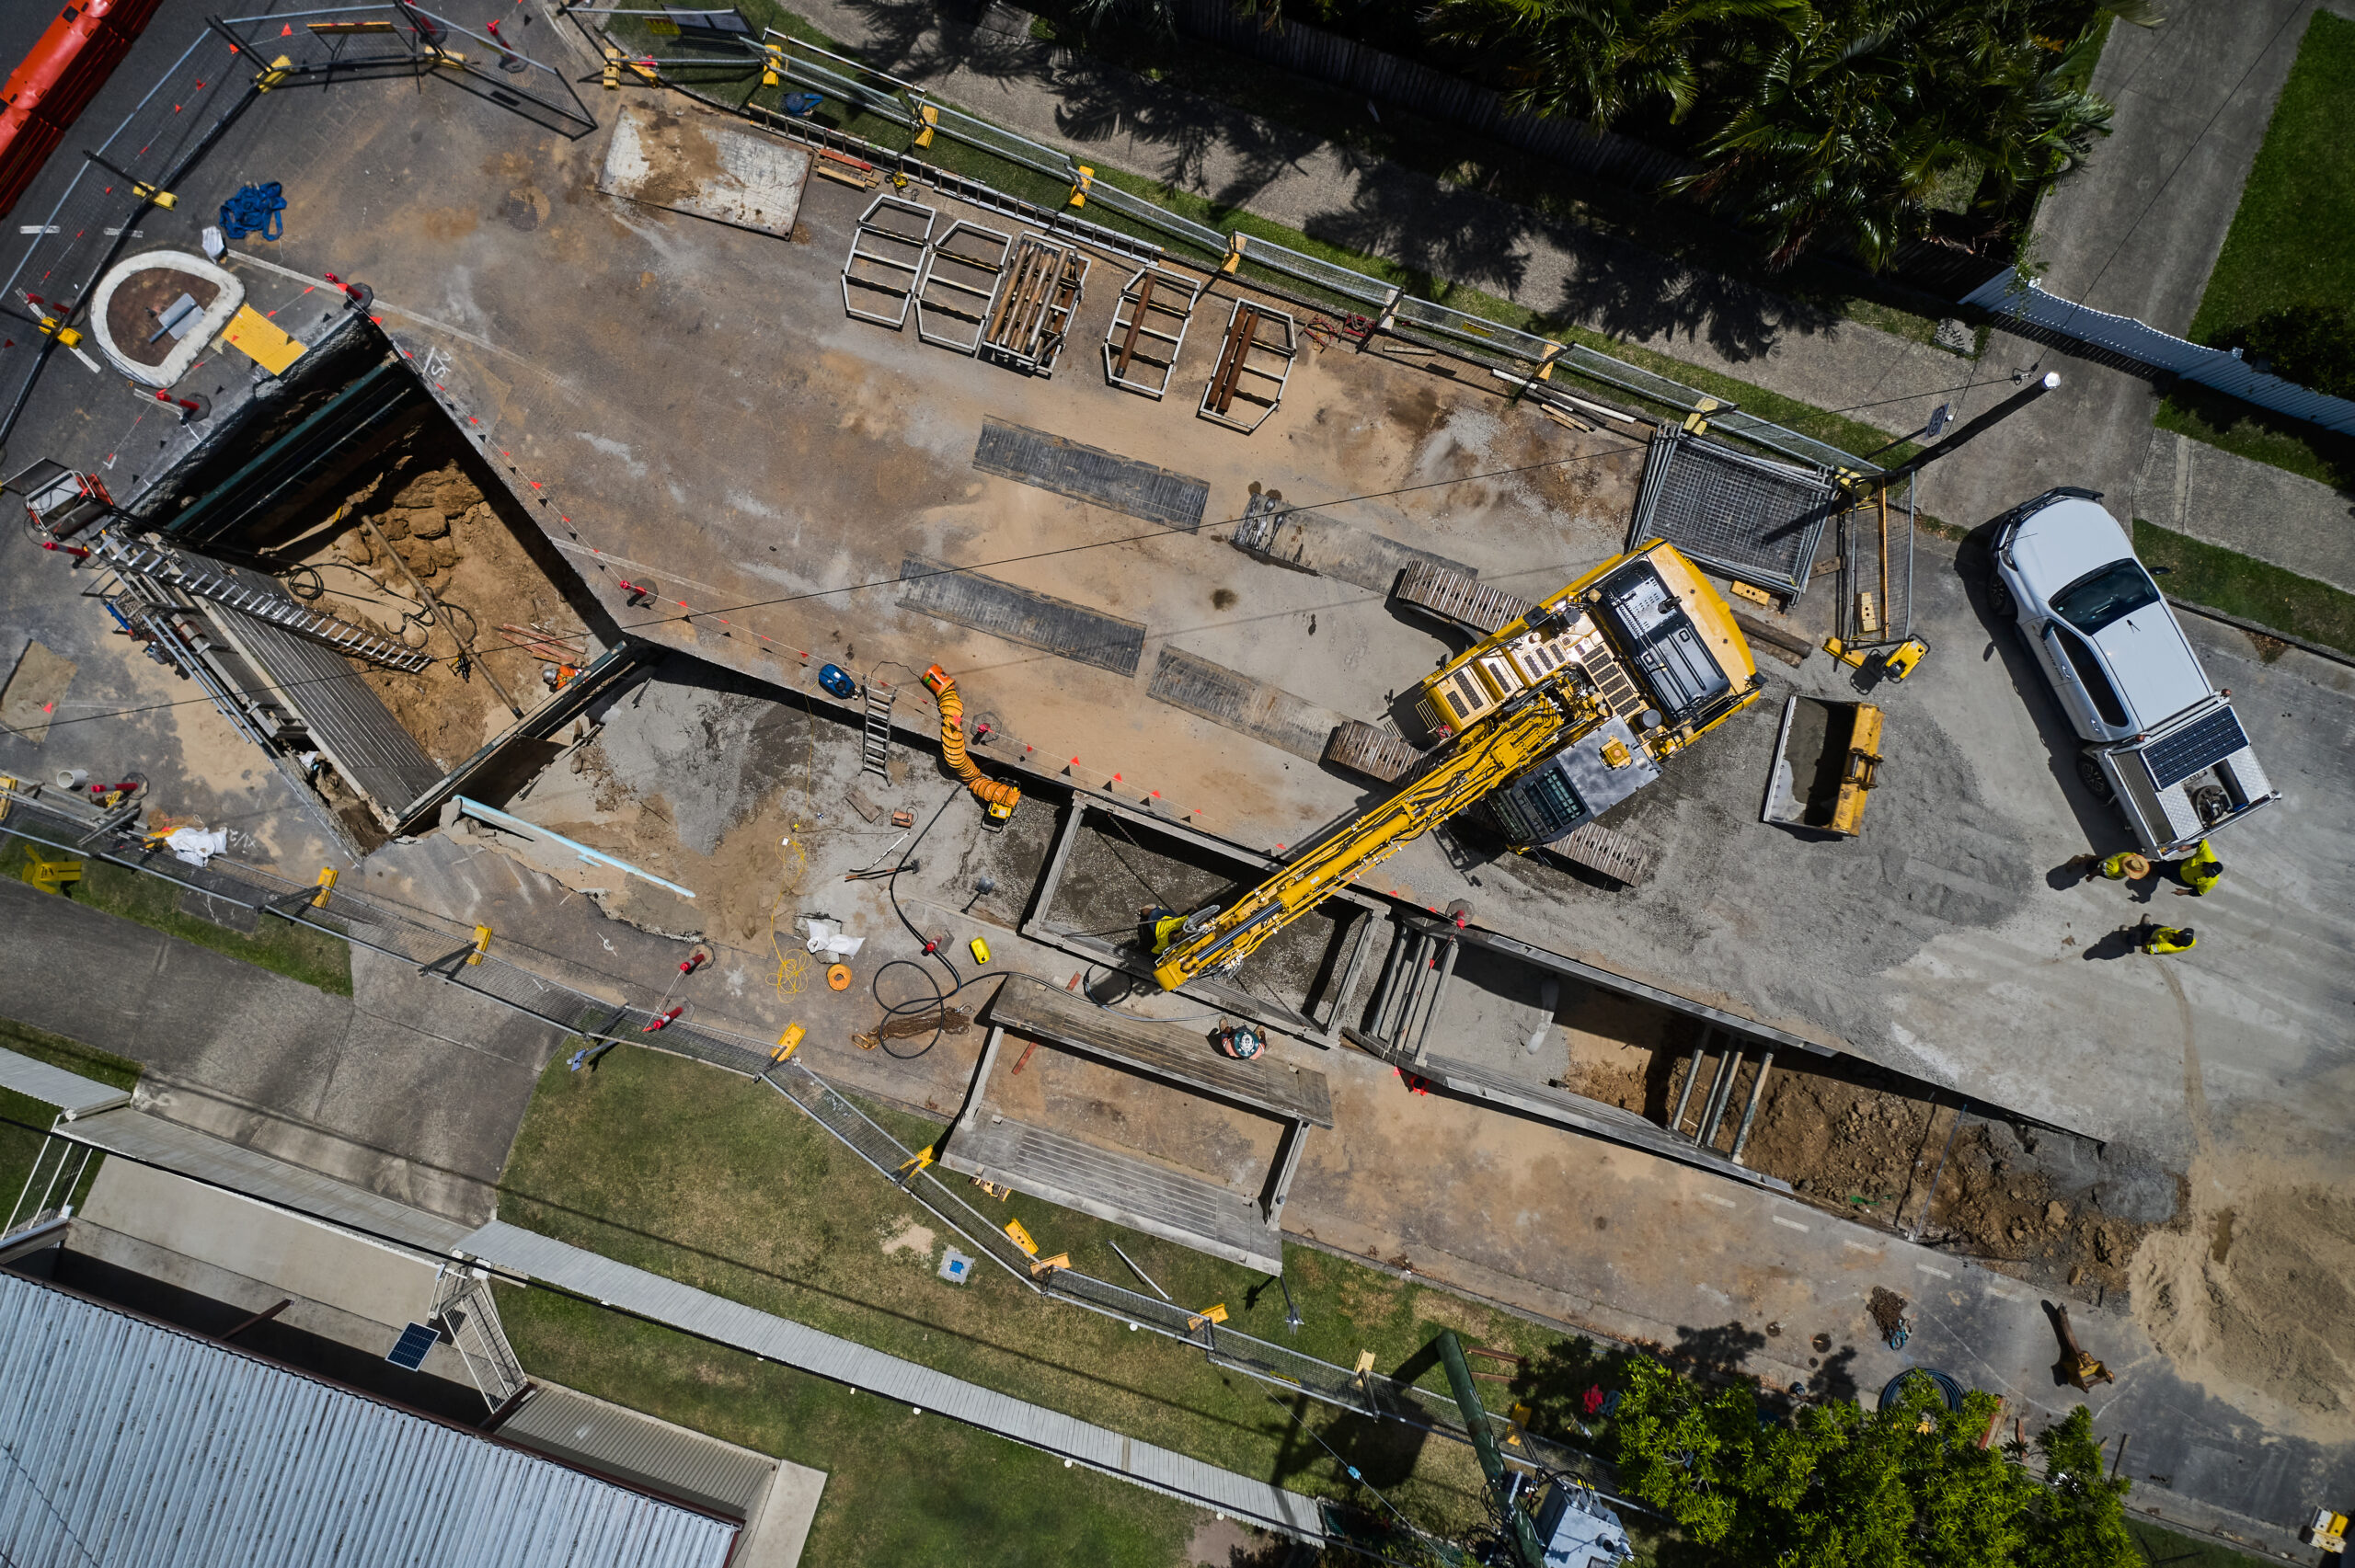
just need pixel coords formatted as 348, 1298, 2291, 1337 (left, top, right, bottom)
860, 686, 894, 779
94, 532, 433, 673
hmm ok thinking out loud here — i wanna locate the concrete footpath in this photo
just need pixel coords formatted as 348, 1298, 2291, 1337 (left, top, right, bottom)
1933, 0, 2347, 535
2128, 426, 2355, 599
0, 875, 558, 1221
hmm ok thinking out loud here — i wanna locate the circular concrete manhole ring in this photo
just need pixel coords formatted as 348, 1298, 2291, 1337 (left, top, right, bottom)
88, 249, 245, 388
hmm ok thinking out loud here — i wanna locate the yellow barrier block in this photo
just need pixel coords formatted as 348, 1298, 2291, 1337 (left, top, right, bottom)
21, 844, 83, 894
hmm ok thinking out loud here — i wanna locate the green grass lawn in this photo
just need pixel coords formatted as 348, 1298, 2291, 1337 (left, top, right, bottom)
0, 1017, 140, 1222
497, 1289, 1216, 1568
498, 1047, 1648, 1543
2125, 1516, 2283, 1568
2132, 518, 2355, 658
0, 835, 350, 996
2154, 386, 2355, 493
2168, 11, 2355, 485
2187, 13, 2355, 345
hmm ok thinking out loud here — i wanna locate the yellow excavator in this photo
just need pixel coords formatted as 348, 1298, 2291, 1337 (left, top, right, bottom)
1152, 540, 1760, 992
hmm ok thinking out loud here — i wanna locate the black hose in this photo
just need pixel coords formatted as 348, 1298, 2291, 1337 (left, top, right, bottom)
868, 790, 1005, 1059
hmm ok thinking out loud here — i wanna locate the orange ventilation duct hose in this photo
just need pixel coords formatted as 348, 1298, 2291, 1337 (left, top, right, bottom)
922, 664, 1020, 815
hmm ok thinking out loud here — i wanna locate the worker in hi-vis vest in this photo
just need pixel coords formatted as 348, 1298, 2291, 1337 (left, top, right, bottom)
2174, 841, 2223, 897
2090, 851, 2149, 881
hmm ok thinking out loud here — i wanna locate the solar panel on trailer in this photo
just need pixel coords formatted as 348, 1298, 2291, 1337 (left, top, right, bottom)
2142, 706, 2248, 791
386, 1322, 437, 1371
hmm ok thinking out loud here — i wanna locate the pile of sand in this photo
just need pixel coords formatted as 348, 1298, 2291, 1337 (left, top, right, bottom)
2133, 1179, 2355, 1441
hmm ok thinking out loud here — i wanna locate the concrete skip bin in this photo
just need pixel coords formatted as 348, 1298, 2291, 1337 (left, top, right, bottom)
1762, 695, 1882, 837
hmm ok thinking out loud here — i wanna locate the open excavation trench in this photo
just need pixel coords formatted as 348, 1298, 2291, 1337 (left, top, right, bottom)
113, 343, 617, 853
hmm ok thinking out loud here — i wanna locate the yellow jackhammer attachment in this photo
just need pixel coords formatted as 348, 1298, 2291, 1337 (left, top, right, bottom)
923, 664, 1020, 829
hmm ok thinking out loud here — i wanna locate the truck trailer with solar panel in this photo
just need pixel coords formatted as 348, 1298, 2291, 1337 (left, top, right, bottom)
1990, 488, 2280, 855
1151, 540, 1762, 992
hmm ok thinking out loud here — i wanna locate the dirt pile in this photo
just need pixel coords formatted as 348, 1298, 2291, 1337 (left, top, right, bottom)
1735, 1069, 1933, 1222
2134, 1178, 2355, 1442
1914, 1122, 2162, 1292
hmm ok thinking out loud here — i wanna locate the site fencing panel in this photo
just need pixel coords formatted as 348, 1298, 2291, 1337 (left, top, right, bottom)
0, 781, 1624, 1502
1963, 269, 2355, 438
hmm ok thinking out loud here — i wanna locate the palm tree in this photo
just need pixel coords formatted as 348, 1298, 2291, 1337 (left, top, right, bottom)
1427, 0, 1805, 131
1678, 2, 2133, 270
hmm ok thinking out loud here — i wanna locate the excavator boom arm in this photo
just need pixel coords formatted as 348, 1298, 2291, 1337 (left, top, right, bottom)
1152, 689, 1594, 990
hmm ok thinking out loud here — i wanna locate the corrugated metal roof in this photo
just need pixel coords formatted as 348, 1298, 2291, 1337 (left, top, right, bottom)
0, 1271, 737, 1568
0, 1047, 132, 1119
463, 1220, 1327, 1540
500, 1384, 775, 1516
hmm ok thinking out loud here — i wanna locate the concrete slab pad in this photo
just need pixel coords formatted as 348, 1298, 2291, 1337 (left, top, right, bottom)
78, 1157, 439, 1328
736, 1456, 826, 1568
597, 104, 810, 239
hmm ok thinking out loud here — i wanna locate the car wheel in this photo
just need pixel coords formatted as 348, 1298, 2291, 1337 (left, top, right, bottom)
2076, 755, 2115, 802
1988, 578, 2017, 620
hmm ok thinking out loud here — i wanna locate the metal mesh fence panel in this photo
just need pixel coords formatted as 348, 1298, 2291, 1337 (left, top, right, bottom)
1630, 429, 1836, 594
925, 101, 1076, 183
1389, 294, 1555, 367
1076, 178, 1228, 261
1232, 234, 1395, 307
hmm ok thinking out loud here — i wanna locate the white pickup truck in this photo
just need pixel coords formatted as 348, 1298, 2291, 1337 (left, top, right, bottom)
1991, 487, 2280, 854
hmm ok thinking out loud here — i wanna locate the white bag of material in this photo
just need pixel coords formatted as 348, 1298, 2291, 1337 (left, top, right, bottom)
802, 918, 864, 960
164, 827, 227, 867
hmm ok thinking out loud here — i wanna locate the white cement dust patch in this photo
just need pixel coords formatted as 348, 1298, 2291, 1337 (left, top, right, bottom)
597, 105, 810, 239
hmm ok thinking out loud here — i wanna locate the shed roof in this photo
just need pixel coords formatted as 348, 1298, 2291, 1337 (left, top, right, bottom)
0, 1271, 737, 1568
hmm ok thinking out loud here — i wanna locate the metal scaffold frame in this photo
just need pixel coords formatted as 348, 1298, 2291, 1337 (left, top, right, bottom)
841, 193, 936, 328
1102, 263, 1203, 399
913, 220, 1013, 354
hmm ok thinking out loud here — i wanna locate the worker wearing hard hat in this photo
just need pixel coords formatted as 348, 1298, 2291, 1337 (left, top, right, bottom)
2139, 923, 2197, 956
2173, 841, 2223, 897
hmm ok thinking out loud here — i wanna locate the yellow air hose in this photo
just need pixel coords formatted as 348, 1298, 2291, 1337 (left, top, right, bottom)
922, 664, 1021, 816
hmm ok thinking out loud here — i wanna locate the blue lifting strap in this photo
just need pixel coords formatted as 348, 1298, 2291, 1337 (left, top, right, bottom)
219, 182, 286, 242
